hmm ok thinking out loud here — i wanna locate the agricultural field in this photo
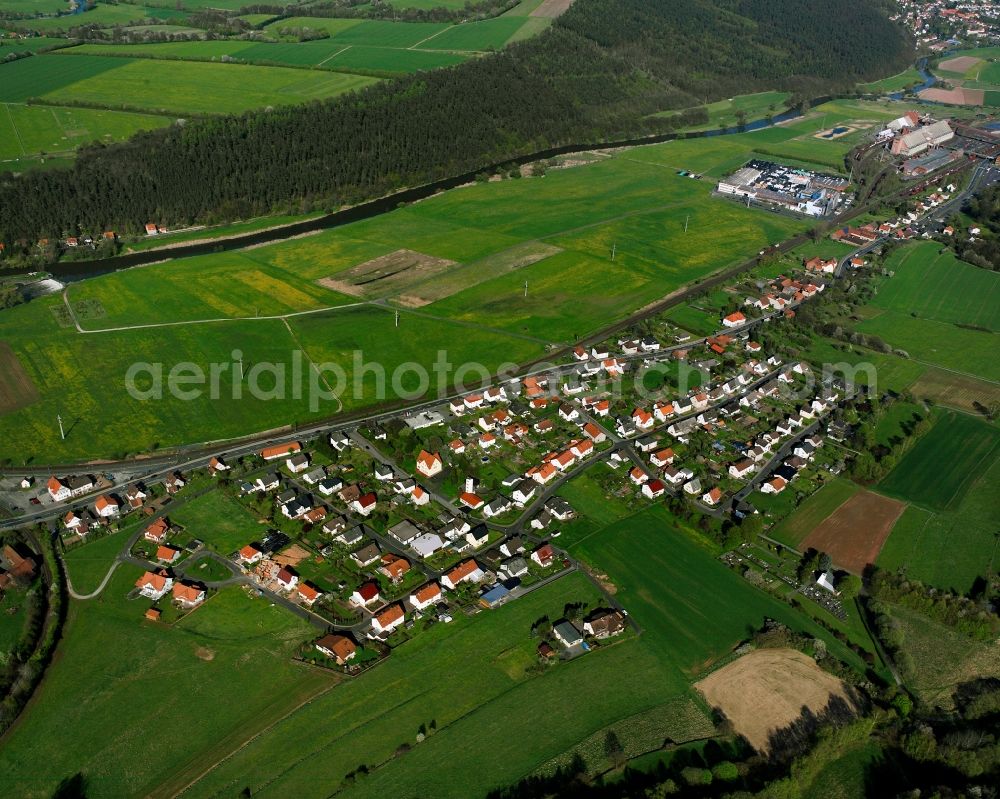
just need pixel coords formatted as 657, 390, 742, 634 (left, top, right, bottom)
0, 102, 171, 169
800, 337, 926, 394
799, 490, 906, 574
8, 4, 185, 32
768, 477, 861, 548
0, 35, 67, 55
0, 54, 379, 115
908, 367, 1000, 416
877, 411, 1000, 513
873, 243, 1000, 332
414, 16, 528, 50
878, 441, 1000, 594
0, 569, 332, 799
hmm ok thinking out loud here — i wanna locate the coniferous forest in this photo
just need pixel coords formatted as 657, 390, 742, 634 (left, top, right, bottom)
0, 0, 912, 248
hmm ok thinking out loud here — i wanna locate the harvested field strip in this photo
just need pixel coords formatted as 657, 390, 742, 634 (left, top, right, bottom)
801, 490, 906, 573
696, 648, 855, 753
316, 249, 456, 298
397, 241, 563, 306
0, 341, 41, 414
909, 368, 1000, 415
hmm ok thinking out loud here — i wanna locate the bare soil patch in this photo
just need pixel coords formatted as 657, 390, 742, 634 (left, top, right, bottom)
938, 55, 982, 74
531, 0, 575, 17
316, 249, 456, 298
918, 86, 985, 106
194, 646, 216, 661
0, 342, 40, 415
696, 648, 853, 752
801, 490, 906, 573
273, 544, 310, 567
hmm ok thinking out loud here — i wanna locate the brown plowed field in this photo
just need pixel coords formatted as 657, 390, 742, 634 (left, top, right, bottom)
801, 490, 906, 573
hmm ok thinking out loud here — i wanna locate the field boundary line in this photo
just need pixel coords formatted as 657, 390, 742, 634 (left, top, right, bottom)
409, 25, 454, 49
317, 45, 352, 66
280, 317, 344, 413
4, 104, 26, 156
166, 672, 342, 799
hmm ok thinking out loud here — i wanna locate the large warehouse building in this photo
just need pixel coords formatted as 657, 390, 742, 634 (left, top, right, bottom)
890, 119, 954, 157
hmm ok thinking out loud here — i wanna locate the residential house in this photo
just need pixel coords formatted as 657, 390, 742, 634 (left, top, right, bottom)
416, 450, 443, 478
297, 582, 322, 606
173, 582, 206, 608
409, 582, 442, 611
650, 448, 674, 468
315, 634, 356, 665
411, 532, 445, 559
351, 581, 381, 607
642, 479, 666, 499
239, 544, 263, 565
156, 544, 181, 563
261, 442, 301, 461
135, 570, 173, 600
501, 556, 529, 579
144, 518, 170, 544
441, 559, 484, 590
350, 492, 378, 516
702, 487, 723, 506
302, 466, 327, 486
351, 543, 381, 568
553, 620, 583, 648
465, 524, 489, 548
583, 609, 626, 639
165, 472, 185, 495
761, 476, 787, 494
531, 544, 555, 568
276, 567, 299, 591
95, 494, 120, 518
722, 311, 746, 328
371, 604, 405, 635
379, 554, 410, 584
728, 460, 755, 479
124, 485, 147, 509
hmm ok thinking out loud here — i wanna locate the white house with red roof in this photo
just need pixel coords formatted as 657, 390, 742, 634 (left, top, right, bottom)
415, 450, 443, 478
722, 311, 746, 328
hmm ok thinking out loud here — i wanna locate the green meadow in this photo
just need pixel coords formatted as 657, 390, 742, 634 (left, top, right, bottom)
168, 490, 267, 556
63, 528, 135, 594
0, 54, 379, 115
878, 411, 999, 512
0, 102, 171, 167
875, 242, 1000, 332
12, 4, 184, 31
0, 569, 331, 799
655, 90, 791, 131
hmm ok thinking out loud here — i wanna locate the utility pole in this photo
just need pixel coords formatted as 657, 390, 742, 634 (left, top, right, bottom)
58, 414, 65, 441
684, 215, 689, 233
395, 310, 400, 328
611, 243, 616, 261
523, 280, 528, 298
237, 356, 244, 383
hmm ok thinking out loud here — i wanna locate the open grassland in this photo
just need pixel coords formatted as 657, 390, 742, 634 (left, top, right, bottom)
66, 249, 350, 328
875, 242, 1000, 332
859, 67, 924, 93
878, 450, 1000, 594
165, 572, 711, 799
41, 55, 375, 114
0, 569, 332, 799
0, 588, 29, 655
891, 604, 1000, 709
878, 410, 1000, 512
0, 54, 378, 114
769, 477, 861, 548
0, 35, 67, 55
168, 490, 267, 556
68, 38, 470, 73
654, 90, 791, 132
801, 337, 926, 394
0, 102, 171, 167
63, 528, 134, 594
0, 295, 547, 461
415, 16, 527, 50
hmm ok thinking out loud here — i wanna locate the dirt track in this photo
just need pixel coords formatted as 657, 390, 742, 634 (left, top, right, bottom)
801, 490, 905, 573
696, 648, 851, 752
531, 0, 575, 17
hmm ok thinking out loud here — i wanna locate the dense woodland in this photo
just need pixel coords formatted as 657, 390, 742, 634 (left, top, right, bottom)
0, 0, 912, 251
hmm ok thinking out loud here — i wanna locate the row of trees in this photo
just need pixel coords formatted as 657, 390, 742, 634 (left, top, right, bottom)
0, 0, 912, 251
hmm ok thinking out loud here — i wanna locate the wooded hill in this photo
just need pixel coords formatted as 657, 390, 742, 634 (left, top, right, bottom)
0, 0, 912, 249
